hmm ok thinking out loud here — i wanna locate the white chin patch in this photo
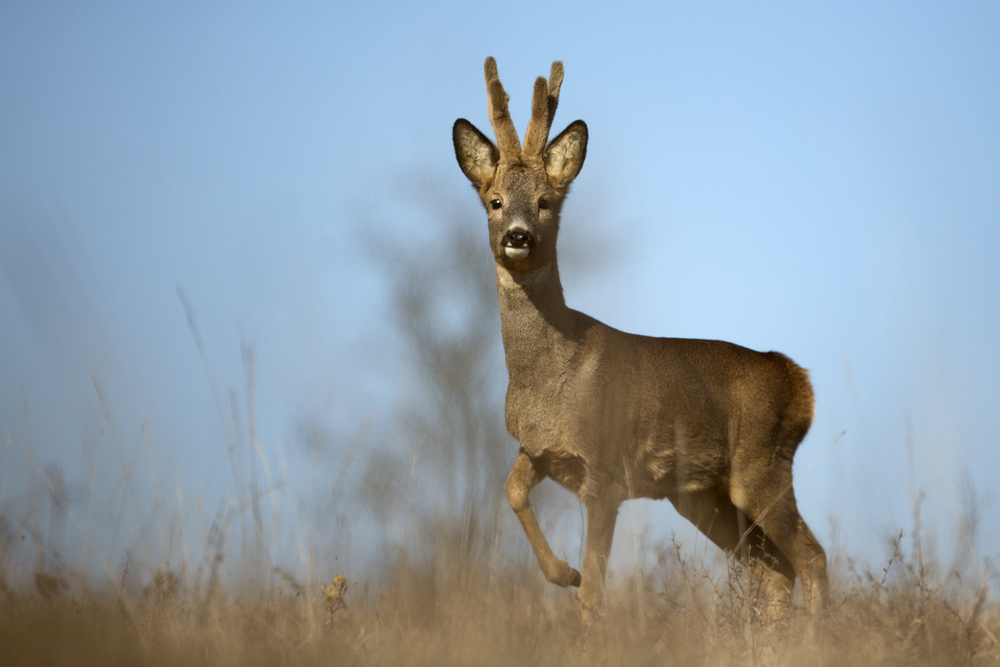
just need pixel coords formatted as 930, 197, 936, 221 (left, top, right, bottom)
504, 247, 530, 260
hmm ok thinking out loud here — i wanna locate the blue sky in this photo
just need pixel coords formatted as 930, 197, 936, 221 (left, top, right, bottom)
2, 2, 999, 575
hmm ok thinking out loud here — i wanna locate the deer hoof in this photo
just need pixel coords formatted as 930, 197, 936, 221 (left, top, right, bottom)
546, 562, 582, 588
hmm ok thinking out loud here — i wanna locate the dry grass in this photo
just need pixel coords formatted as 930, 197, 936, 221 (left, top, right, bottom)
1, 521, 997, 667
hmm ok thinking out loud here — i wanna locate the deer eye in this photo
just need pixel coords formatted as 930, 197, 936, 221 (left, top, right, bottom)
490, 199, 502, 210
538, 198, 550, 210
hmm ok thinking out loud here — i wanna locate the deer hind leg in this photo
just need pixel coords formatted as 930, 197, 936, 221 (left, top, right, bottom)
729, 467, 829, 620
668, 489, 795, 626
505, 450, 581, 588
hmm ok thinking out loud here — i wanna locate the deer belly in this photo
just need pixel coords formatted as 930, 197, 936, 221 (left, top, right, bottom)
630, 430, 730, 500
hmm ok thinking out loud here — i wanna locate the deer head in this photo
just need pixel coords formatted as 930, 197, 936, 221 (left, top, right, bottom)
453, 58, 588, 273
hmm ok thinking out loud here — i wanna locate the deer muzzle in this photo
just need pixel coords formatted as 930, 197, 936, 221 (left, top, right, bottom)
501, 228, 533, 260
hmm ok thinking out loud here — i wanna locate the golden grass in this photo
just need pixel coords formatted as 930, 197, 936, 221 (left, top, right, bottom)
1, 525, 997, 667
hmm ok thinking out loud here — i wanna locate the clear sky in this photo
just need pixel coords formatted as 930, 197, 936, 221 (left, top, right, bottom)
2, 2, 999, 576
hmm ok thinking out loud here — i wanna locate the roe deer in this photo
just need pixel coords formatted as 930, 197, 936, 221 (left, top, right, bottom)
452, 58, 829, 626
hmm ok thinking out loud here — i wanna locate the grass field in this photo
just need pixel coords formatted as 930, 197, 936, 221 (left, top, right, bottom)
1, 506, 997, 666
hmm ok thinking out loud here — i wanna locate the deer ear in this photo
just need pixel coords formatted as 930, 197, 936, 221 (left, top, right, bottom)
545, 120, 587, 189
453, 119, 499, 189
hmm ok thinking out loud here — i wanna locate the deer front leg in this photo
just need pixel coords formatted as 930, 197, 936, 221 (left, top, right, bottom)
505, 450, 581, 588
577, 497, 618, 624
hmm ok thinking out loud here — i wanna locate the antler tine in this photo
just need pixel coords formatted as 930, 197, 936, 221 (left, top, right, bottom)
522, 61, 564, 161
547, 61, 564, 131
521, 77, 549, 161
484, 57, 522, 159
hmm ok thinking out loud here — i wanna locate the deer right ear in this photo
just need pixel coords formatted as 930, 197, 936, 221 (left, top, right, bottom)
545, 120, 587, 190
453, 119, 499, 189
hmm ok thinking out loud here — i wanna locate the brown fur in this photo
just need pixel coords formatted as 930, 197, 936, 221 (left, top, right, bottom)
453, 58, 829, 627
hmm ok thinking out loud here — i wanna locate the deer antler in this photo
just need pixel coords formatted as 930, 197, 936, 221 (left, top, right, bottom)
484, 57, 522, 161
522, 61, 564, 162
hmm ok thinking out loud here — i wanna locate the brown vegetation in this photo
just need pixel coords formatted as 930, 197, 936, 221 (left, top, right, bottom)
0, 521, 997, 666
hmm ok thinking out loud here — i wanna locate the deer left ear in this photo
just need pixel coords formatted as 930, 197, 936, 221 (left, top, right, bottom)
545, 120, 587, 189
453, 119, 499, 190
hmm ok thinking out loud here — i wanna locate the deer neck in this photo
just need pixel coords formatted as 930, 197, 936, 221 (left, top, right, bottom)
495, 258, 579, 385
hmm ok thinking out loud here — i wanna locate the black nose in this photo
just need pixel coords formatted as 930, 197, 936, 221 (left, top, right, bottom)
502, 230, 532, 248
